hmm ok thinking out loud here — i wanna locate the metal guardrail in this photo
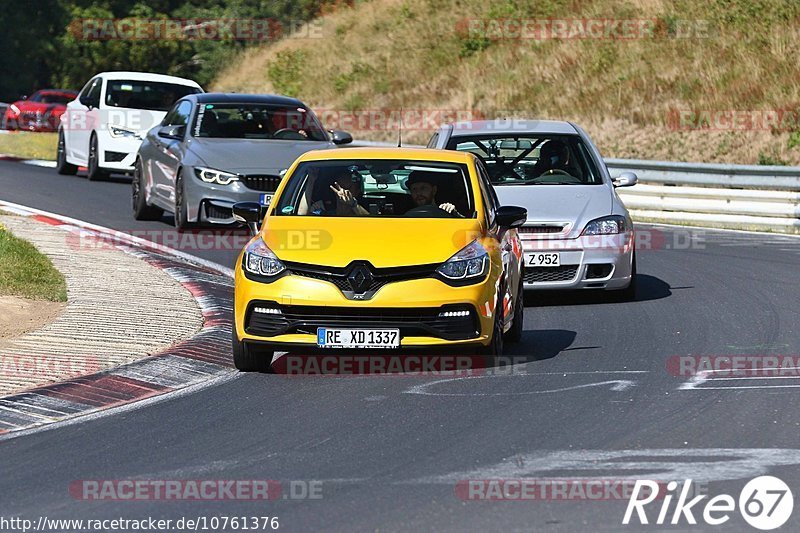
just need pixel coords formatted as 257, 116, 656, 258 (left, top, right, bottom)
0, 103, 8, 130
606, 158, 800, 191
351, 140, 800, 233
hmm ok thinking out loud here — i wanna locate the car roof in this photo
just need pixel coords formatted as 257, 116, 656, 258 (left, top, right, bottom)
295, 147, 477, 164
447, 119, 579, 136
186, 92, 306, 106
94, 71, 202, 88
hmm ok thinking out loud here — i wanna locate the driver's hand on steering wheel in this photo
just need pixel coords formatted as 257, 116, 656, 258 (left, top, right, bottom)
439, 203, 458, 215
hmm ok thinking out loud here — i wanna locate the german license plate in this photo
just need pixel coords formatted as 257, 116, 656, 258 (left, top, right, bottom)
317, 328, 400, 349
259, 193, 273, 206
526, 252, 561, 267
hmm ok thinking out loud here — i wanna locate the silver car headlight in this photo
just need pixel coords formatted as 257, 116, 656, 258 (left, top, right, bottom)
582, 215, 627, 235
243, 237, 285, 277
109, 125, 140, 138
194, 166, 240, 186
436, 240, 489, 284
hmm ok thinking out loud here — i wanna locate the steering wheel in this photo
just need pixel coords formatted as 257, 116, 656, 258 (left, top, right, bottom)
545, 169, 572, 176
403, 204, 456, 218
273, 128, 305, 140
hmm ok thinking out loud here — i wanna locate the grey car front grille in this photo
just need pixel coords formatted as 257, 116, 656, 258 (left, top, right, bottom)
240, 174, 281, 192
524, 266, 579, 283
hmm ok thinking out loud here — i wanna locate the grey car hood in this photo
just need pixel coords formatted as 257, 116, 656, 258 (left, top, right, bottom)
187, 138, 334, 174
495, 184, 613, 238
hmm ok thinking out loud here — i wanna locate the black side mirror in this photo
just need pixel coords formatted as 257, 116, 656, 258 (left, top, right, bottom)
233, 202, 268, 235
157, 125, 185, 140
19, 95, 27, 101
79, 96, 94, 109
331, 130, 353, 145
496, 205, 527, 228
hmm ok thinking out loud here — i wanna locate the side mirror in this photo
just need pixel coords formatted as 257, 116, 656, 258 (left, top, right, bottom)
496, 205, 528, 228
19, 95, 27, 101
233, 202, 268, 235
157, 125, 185, 140
331, 130, 353, 145
612, 171, 638, 188
79, 96, 94, 109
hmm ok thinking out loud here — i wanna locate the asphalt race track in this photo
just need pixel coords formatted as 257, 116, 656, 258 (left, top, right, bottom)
3, 161, 800, 531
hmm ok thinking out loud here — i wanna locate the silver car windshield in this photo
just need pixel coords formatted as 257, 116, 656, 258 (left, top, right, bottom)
448, 135, 602, 185
192, 103, 328, 141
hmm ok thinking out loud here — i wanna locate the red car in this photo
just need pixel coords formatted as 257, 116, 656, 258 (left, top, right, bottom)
4, 89, 78, 132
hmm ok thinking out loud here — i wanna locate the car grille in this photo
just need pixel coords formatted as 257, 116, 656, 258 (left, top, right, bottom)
284, 261, 437, 299
245, 302, 480, 341
203, 202, 233, 220
240, 174, 281, 192
519, 224, 567, 234
524, 266, 579, 283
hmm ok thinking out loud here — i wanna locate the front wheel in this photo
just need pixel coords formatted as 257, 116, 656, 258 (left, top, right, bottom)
86, 134, 108, 181
132, 159, 164, 221
173, 171, 195, 229
504, 278, 524, 343
232, 328, 275, 372
611, 253, 637, 302
56, 129, 77, 175
478, 288, 505, 363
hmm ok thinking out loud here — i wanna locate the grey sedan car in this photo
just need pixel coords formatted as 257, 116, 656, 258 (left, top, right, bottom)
429, 119, 638, 299
132, 93, 352, 228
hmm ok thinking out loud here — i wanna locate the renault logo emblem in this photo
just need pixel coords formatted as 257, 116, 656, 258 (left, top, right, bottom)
347, 264, 373, 293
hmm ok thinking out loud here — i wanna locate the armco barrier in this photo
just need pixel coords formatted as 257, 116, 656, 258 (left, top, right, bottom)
349, 141, 800, 234
607, 159, 800, 233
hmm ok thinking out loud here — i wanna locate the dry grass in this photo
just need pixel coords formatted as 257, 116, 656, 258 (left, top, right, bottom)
0, 132, 58, 161
212, 0, 800, 164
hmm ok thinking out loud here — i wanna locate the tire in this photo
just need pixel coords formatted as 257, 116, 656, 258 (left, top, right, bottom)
86, 133, 108, 181
611, 253, 638, 302
232, 327, 274, 372
173, 170, 195, 229
56, 129, 77, 175
478, 286, 505, 363
132, 159, 164, 221
504, 277, 524, 343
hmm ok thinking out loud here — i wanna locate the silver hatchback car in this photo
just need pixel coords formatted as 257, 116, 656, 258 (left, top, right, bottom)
132, 93, 352, 228
430, 119, 638, 299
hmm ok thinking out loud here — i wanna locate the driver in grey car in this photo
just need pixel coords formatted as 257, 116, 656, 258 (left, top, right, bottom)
406, 171, 462, 216
528, 139, 577, 177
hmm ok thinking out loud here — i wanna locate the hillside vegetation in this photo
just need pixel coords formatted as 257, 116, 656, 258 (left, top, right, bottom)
212, 0, 800, 164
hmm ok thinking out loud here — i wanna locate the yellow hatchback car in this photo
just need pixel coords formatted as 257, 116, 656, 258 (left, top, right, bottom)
231, 147, 527, 371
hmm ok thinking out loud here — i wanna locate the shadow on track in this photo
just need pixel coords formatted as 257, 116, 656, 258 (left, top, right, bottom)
523, 274, 673, 307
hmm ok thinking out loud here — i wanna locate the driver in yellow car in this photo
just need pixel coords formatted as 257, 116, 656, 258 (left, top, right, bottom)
406, 170, 462, 216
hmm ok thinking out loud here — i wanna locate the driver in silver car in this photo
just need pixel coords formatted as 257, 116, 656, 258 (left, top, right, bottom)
528, 139, 578, 178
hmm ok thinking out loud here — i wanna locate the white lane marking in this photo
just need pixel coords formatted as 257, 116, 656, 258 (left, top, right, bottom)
0, 199, 234, 278
404, 372, 642, 396
22, 160, 56, 168
679, 367, 800, 390
0, 371, 240, 442
412, 449, 800, 485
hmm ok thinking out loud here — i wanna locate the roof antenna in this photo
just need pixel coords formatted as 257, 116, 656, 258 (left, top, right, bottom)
397, 106, 403, 147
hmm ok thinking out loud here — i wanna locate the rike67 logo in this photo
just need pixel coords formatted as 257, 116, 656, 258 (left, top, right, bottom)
623, 476, 793, 530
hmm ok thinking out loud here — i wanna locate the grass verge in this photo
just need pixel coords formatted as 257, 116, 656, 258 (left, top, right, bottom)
0, 218, 67, 301
0, 131, 58, 161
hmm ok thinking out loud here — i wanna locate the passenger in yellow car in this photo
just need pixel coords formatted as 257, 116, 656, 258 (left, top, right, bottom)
298, 166, 369, 216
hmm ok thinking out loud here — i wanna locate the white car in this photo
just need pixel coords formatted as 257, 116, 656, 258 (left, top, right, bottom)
57, 71, 203, 180
431, 119, 639, 300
